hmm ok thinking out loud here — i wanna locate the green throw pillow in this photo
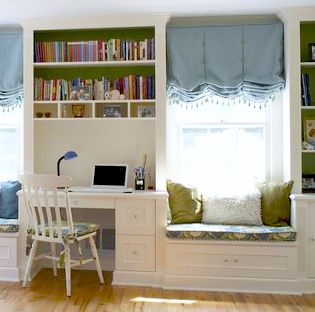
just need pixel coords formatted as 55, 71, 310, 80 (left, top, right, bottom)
258, 180, 294, 226
167, 180, 202, 224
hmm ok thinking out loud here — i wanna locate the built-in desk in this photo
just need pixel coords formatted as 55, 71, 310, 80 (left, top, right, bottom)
17, 190, 168, 287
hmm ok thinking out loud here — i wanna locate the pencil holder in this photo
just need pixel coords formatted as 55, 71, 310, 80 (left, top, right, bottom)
135, 178, 145, 190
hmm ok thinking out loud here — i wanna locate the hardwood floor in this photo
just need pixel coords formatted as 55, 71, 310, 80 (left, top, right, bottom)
0, 269, 315, 312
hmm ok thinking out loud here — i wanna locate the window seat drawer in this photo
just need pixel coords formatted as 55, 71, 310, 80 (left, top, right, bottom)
166, 243, 297, 279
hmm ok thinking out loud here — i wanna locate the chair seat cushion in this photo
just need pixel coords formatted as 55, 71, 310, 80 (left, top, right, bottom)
28, 221, 99, 241
166, 223, 296, 242
0, 218, 19, 233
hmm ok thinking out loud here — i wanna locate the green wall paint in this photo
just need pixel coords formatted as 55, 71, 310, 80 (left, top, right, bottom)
302, 153, 315, 174
34, 28, 155, 42
34, 66, 155, 80
300, 22, 315, 62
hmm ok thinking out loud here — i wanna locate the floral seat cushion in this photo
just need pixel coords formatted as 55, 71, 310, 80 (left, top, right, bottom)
166, 223, 296, 242
0, 218, 19, 233
28, 221, 99, 241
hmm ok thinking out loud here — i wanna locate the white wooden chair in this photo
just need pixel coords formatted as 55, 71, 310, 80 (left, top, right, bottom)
19, 174, 104, 296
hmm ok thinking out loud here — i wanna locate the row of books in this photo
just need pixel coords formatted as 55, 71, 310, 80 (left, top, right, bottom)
34, 38, 155, 63
34, 75, 155, 101
301, 73, 312, 106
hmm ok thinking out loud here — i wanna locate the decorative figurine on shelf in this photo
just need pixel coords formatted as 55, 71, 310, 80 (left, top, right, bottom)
303, 141, 315, 150
70, 90, 79, 101
109, 89, 120, 100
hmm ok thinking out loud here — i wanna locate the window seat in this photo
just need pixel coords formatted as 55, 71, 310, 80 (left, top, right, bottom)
166, 223, 296, 242
0, 218, 19, 233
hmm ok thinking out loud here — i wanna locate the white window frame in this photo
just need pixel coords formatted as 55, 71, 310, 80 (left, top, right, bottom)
166, 95, 283, 186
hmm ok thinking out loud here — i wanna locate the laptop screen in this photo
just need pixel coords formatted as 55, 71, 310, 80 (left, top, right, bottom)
93, 164, 128, 188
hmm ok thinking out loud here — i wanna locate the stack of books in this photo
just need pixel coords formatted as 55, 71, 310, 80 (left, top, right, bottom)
301, 73, 312, 106
34, 38, 155, 63
34, 75, 155, 101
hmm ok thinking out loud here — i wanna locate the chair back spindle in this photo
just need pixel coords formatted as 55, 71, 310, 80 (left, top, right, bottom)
20, 174, 73, 241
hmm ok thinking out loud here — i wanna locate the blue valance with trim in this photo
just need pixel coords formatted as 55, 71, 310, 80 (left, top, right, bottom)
166, 22, 285, 104
0, 31, 23, 108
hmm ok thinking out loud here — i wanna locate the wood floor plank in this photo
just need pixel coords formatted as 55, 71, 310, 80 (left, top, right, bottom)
0, 269, 314, 311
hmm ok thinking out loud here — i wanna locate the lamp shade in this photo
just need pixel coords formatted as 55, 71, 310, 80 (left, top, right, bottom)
57, 150, 78, 175
64, 151, 78, 160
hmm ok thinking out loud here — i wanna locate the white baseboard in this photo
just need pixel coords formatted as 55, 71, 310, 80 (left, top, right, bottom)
162, 274, 303, 295
113, 271, 163, 287
113, 271, 306, 294
0, 267, 20, 282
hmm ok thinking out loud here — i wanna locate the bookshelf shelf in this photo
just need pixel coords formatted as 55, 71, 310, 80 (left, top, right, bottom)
301, 62, 315, 67
33, 99, 156, 119
34, 60, 156, 68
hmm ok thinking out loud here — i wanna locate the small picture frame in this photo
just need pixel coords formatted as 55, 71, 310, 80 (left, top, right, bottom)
103, 104, 122, 118
137, 106, 155, 118
304, 116, 315, 146
309, 43, 315, 62
302, 174, 315, 193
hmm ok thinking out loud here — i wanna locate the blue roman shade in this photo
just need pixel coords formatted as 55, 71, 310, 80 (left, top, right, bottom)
167, 22, 284, 103
0, 31, 23, 109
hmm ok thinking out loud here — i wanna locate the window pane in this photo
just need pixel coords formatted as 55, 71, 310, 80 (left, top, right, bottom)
0, 107, 21, 181
180, 124, 265, 193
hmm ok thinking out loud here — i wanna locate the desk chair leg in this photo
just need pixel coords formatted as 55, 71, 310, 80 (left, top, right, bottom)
89, 236, 104, 284
64, 244, 71, 297
51, 243, 57, 277
23, 240, 38, 287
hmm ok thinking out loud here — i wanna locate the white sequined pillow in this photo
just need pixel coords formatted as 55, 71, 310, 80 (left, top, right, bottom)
202, 190, 263, 226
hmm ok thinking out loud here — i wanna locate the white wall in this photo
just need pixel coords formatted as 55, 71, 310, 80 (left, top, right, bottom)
34, 120, 155, 188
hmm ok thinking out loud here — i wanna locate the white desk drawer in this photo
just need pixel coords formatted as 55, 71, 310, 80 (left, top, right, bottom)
116, 235, 155, 271
166, 243, 297, 279
116, 199, 155, 235
70, 197, 115, 209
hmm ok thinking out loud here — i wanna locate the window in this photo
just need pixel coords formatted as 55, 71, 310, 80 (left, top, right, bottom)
167, 96, 282, 194
0, 108, 22, 181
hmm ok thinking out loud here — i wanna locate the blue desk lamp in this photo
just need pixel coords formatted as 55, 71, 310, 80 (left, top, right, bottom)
57, 151, 78, 176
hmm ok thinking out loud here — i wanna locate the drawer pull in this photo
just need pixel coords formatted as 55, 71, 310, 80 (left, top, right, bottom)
133, 214, 138, 219
224, 259, 228, 263
234, 259, 238, 263
310, 237, 315, 242
133, 251, 138, 255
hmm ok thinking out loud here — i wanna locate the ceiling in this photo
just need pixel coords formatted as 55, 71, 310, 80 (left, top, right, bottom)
1, 0, 315, 27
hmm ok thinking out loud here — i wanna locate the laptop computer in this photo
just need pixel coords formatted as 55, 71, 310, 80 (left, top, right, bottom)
70, 164, 133, 193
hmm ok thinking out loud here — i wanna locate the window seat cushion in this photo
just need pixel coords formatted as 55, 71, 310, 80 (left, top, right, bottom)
166, 223, 296, 242
0, 218, 19, 233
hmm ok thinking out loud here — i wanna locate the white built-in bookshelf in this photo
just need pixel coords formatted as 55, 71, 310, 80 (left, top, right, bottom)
22, 15, 169, 190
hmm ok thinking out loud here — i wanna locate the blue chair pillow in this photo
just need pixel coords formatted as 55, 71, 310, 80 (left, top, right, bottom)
0, 181, 21, 219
